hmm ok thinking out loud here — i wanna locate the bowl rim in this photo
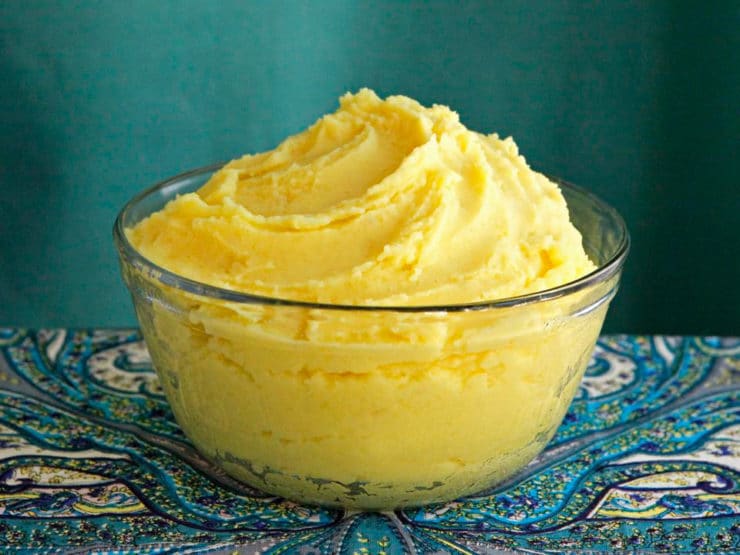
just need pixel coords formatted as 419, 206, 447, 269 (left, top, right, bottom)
114, 162, 630, 313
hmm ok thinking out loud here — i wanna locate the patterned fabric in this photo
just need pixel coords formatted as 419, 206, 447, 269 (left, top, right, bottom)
0, 330, 737, 554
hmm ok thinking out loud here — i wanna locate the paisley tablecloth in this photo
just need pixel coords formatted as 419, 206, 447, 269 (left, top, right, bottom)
0, 330, 737, 554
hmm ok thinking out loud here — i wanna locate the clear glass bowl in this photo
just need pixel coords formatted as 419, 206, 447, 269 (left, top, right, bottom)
114, 163, 629, 509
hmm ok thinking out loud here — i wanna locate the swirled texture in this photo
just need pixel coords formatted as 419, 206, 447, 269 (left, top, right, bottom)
127, 89, 594, 305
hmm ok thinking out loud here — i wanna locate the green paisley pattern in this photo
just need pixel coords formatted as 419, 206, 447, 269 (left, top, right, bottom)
0, 329, 737, 554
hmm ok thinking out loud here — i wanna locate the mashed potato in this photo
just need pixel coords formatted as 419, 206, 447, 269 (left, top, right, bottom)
125, 89, 608, 508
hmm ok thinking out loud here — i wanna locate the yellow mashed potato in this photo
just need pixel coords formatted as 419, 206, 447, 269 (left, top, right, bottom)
125, 89, 611, 508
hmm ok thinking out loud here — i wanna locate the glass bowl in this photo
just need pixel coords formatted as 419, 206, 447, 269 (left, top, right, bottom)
114, 163, 629, 510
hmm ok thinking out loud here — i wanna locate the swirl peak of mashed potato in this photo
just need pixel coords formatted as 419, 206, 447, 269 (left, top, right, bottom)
127, 88, 595, 305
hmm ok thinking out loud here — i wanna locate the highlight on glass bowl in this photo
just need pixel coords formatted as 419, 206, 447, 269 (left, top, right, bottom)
113, 90, 629, 509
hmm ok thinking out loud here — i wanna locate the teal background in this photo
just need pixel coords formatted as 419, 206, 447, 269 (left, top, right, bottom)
1, 1, 737, 334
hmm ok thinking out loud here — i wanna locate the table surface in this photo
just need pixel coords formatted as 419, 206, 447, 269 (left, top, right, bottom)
0, 330, 737, 554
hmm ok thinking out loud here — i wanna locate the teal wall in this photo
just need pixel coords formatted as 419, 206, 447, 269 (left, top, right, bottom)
1, 1, 738, 334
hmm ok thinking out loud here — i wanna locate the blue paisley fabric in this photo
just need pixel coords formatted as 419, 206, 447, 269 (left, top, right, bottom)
0, 330, 737, 554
